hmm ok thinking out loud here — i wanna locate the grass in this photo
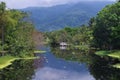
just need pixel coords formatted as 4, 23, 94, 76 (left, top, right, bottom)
0, 55, 40, 70
113, 63, 120, 68
0, 50, 46, 70
34, 50, 46, 54
95, 51, 111, 56
95, 50, 120, 69
18, 56, 39, 60
0, 55, 17, 69
108, 51, 120, 59
95, 50, 120, 59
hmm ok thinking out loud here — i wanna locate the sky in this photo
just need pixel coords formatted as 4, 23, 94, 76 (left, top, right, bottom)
0, 0, 116, 9
32, 67, 95, 80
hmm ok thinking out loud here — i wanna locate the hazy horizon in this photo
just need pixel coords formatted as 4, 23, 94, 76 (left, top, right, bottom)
0, 0, 116, 9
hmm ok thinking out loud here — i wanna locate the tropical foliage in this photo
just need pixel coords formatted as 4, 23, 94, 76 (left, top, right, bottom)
93, 1, 120, 50
0, 2, 34, 57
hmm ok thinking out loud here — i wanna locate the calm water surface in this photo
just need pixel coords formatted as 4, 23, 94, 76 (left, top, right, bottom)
32, 47, 94, 80
0, 47, 120, 80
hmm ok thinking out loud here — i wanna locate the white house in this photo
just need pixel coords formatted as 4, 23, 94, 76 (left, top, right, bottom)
60, 42, 68, 46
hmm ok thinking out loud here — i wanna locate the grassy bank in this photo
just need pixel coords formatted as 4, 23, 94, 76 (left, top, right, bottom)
0, 55, 40, 70
95, 51, 110, 56
95, 50, 120, 69
0, 50, 46, 70
113, 63, 120, 69
74, 45, 89, 50
95, 50, 120, 59
34, 50, 46, 54
0, 55, 17, 69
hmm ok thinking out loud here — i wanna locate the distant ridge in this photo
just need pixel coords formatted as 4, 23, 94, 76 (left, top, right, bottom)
22, 1, 114, 32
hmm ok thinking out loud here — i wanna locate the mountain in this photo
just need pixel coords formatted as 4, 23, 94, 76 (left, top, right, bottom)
22, 1, 114, 32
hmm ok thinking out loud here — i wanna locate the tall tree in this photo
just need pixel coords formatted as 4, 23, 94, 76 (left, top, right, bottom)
0, 2, 35, 57
0, 2, 6, 54
93, 2, 120, 50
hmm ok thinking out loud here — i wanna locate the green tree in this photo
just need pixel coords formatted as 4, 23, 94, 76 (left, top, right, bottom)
0, 2, 35, 57
0, 2, 7, 55
93, 2, 120, 50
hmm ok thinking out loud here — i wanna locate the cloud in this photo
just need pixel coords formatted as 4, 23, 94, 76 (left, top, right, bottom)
0, 0, 116, 9
32, 67, 95, 80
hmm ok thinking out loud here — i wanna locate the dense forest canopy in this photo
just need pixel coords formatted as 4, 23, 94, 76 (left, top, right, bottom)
93, 1, 120, 50
0, 2, 35, 57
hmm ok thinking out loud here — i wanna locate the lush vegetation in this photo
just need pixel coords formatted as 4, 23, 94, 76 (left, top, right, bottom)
0, 2, 34, 57
0, 55, 16, 69
51, 47, 120, 80
95, 50, 120, 59
93, 1, 120, 66
0, 2, 46, 69
93, 1, 120, 68
93, 1, 120, 50
0, 60, 34, 80
46, 25, 93, 51
47, 1, 120, 51
46, 1, 120, 68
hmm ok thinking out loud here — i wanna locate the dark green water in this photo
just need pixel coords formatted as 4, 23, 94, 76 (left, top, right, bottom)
0, 47, 120, 80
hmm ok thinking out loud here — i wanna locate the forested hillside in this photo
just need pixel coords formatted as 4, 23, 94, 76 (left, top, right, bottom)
46, 1, 120, 68
22, 1, 113, 31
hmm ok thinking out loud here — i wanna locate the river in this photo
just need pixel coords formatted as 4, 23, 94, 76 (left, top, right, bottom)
0, 46, 120, 80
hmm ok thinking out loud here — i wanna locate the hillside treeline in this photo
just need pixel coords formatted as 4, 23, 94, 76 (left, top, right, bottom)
46, 1, 120, 51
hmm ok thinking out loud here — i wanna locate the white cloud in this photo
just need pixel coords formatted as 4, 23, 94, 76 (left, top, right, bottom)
0, 0, 116, 9
32, 67, 95, 80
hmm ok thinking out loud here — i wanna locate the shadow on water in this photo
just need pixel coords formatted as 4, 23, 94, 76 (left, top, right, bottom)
50, 46, 120, 80
88, 54, 120, 80
0, 60, 35, 80
0, 46, 120, 80
32, 47, 94, 80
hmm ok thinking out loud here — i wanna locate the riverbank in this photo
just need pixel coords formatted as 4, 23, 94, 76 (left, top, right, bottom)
95, 50, 120, 68
95, 50, 120, 59
0, 43, 42, 70
0, 56, 40, 70
0, 55, 40, 70
34, 50, 46, 54
0, 50, 46, 70
0, 55, 17, 69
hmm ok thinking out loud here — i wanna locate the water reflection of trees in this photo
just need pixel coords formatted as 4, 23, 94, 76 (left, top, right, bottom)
33, 55, 45, 69
0, 60, 34, 80
89, 55, 120, 80
51, 47, 91, 64
51, 47, 120, 80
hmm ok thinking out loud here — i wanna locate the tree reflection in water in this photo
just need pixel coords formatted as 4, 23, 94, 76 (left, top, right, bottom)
89, 55, 120, 80
33, 54, 45, 69
0, 60, 35, 80
51, 47, 120, 80
0, 47, 120, 80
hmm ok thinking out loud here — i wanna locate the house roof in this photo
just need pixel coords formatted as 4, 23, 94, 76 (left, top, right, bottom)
60, 42, 67, 45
